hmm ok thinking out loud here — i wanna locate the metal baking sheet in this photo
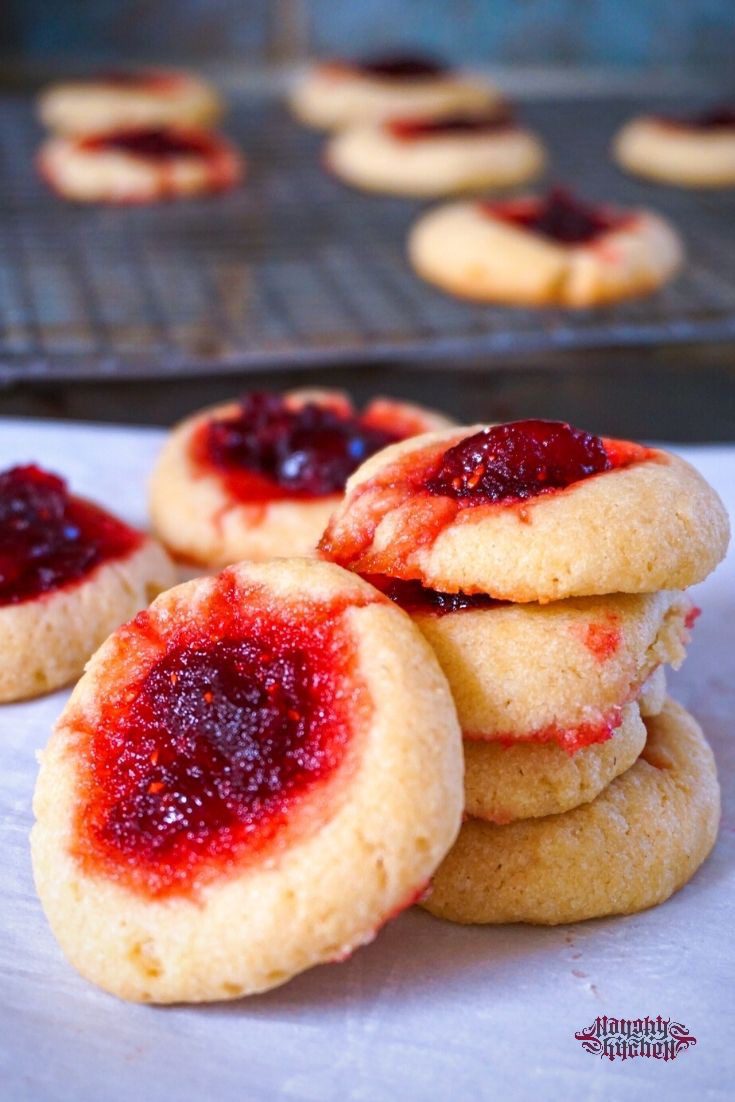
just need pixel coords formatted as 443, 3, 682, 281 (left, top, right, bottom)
1, 91, 735, 381
1, 417, 733, 1100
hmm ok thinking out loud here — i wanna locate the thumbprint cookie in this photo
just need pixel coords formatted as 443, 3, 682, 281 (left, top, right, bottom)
326, 108, 545, 196
422, 699, 720, 925
38, 125, 243, 203
32, 558, 462, 1002
408, 187, 683, 306
319, 420, 729, 602
614, 105, 735, 188
0, 464, 175, 701
38, 69, 222, 137
150, 389, 454, 565
289, 53, 500, 130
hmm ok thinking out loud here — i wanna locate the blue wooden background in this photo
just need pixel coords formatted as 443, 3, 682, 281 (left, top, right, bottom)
3, 0, 735, 71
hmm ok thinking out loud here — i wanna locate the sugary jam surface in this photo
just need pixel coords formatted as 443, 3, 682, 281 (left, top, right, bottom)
483, 188, 626, 245
319, 419, 651, 577
0, 464, 141, 606
470, 707, 624, 754
72, 576, 374, 898
352, 54, 447, 80
387, 109, 514, 141
364, 574, 506, 615
81, 127, 215, 159
425, 420, 612, 503
195, 392, 408, 502
659, 105, 735, 131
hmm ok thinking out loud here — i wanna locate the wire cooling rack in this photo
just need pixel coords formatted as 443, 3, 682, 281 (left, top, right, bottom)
1, 90, 735, 381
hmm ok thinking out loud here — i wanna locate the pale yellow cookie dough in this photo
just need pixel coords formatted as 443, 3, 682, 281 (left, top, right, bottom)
614, 115, 735, 188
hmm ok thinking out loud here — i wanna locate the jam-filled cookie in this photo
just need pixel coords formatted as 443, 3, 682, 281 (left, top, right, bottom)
408, 188, 683, 306
614, 106, 735, 188
38, 69, 222, 136
38, 125, 243, 204
464, 701, 647, 824
150, 390, 454, 565
368, 581, 693, 745
326, 109, 545, 196
290, 53, 500, 130
320, 420, 729, 603
0, 464, 175, 702
423, 699, 720, 925
32, 559, 462, 1002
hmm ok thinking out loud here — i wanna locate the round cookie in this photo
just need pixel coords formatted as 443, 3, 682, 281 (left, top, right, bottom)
408, 189, 683, 306
403, 588, 692, 745
638, 664, 667, 718
38, 125, 243, 204
614, 108, 735, 188
423, 698, 720, 925
326, 112, 545, 196
463, 701, 647, 823
290, 54, 500, 130
32, 559, 463, 1003
0, 464, 175, 702
38, 69, 222, 136
150, 389, 454, 566
320, 420, 730, 603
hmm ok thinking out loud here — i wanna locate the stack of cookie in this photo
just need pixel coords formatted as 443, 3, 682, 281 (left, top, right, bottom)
319, 417, 729, 925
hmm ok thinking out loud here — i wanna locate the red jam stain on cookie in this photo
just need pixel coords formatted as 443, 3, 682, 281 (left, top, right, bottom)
466, 706, 625, 754
0, 464, 141, 606
96, 70, 187, 93
684, 605, 701, 631
345, 54, 448, 80
387, 110, 514, 141
658, 105, 735, 131
581, 618, 621, 662
70, 573, 377, 898
364, 574, 506, 615
193, 392, 408, 504
481, 188, 629, 245
80, 126, 216, 160
320, 420, 652, 579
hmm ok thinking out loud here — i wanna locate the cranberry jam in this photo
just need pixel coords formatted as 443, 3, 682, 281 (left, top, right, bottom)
96, 70, 184, 92
365, 574, 505, 615
198, 392, 404, 501
73, 579, 371, 897
81, 127, 213, 159
484, 188, 625, 245
388, 110, 514, 141
659, 105, 735, 130
0, 465, 141, 606
354, 54, 447, 80
426, 420, 613, 504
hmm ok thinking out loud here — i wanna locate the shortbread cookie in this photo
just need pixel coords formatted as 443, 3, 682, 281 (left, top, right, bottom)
326, 110, 545, 196
408, 188, 683, 306
290, 54, 500, 130
320, 420, 729, 603
614, 107, 735, 188
38, 125, 243, 203
423, 698, 720, 924
0, 464, 175, 701
150, 390, 454, 565
638, 664, 667, 717
368, 580, 692, 746
32, 559, 462, 1002
38, 69, 222, 136
464, 702, 647, 823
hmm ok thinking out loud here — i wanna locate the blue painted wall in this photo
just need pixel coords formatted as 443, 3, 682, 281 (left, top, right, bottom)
4, 0, 735, 70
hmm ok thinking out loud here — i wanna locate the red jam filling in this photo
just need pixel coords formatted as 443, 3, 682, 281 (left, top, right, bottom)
96, 69, 186, 93
387, 109, 514, 141
195, 392, 407, 503
364, 574, 506, 615
71, 577, 375, 897
352, 54, 447, 80
81, 127, 215, 159
319, 420, 652, 576
425, 420, 613, 504
482, 188, 626, 245
0, 464, 141, 606
658, 105, 735, 131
